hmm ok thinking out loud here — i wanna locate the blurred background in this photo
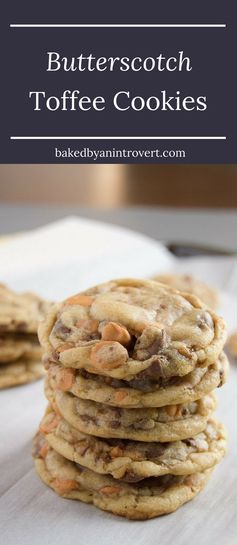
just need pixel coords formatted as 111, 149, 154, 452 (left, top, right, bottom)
1, 164, 237, 252
1, 164, 237, 207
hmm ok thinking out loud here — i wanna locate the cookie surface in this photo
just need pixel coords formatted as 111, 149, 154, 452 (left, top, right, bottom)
46, 352, 229, 408
33, 434, 212, 520
0, 359, 45, 388
45, 384, 216, 442
40, 407, 226, 481
153, 274, 220, 310
39, 279, 226, 381
0, 283, 50, 333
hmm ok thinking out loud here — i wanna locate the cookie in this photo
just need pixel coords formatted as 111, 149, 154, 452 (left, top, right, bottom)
227, 330, 237, 358
0, 359, 45, 389
46, 352, 229, 408
40, 406, 226, 481
0, 333, 42, 363
33, 434, 213, 520
153, 274, 220, 310
0, 283, 50, 334
45, 384, 216, 442
38, 279, 226, 382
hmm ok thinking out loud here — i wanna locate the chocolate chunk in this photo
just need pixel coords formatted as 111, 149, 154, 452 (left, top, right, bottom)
218, 369, 224, 387
122, 471, 143, 483
75, 442, 90, 456
75, 463, 86, 472
110, 420, 120, 429
132, 418, 155, 430
52, 319, 71, 340
147, 331, 167, 356
144, 443, 166, 459
80, 414, 97, 425
134, 327, 169, 361
14, 321, 28, 331
135, 357, 168, 380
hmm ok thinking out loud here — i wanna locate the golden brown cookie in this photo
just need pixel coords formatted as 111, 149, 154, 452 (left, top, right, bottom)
46, 352, 229, 408
40, 406, 226, 482
0, 283, 50, 333
0, 334, 41, 363
39, 280, 226, 382
33, 434, 213, 520
0, 358, 45, 388
45, 384, 216, 442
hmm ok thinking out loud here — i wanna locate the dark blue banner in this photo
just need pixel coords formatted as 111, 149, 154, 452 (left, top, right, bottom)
1, 2, 236, 163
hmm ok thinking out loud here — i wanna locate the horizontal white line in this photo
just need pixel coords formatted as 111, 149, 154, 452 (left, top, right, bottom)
10, 136, 226, 140
10, 24, 226, 28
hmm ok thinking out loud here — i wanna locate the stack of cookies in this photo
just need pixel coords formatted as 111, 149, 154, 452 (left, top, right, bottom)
0, 284, 49, 388
33, 279, 228, 520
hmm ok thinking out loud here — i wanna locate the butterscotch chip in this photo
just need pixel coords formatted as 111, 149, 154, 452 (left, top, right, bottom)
114, 391, 127, 402
90, 341, 128, 369
99, 486, 123, 495
165, 405, 178, 417
54, 478, 79, 494
55, 368, 75, 391
110, 446, 124, 458
65, 294, 93, 307
40, 413, 61, 434
76, 320, 99, 333
101, 322, 131, 346
39, 443, 49, 459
